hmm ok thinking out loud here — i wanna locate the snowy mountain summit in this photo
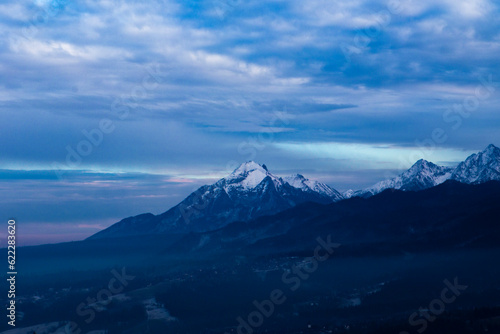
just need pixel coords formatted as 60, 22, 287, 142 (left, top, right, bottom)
348, 159, 453, 198
451, 144, 500, 184
218, 161, 342, 201
223, 161, 274, 190
345, 144, 500, 198
283, 174, 344, 201
90, 161, 343, 239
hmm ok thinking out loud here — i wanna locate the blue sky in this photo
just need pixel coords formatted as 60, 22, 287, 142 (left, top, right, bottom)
1, 0, 499, 245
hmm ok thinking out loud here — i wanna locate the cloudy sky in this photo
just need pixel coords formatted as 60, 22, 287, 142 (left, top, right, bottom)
1, 0, 499, 245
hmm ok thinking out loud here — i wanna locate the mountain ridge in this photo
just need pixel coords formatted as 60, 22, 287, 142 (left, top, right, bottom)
344, 144, 500, 198
157, 179, 500, 255
90, 144, 500, 240
89, 161, 343, 239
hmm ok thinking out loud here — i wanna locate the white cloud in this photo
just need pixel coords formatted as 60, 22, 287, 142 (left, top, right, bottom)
9, 38, 133, 61
442, 0, 492, 19
0, 3, 32, 21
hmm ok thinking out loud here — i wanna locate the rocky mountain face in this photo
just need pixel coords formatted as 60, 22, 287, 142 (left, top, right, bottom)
451, 144, 500, 184
90, 161, 343, 239
91, 144, 500, 239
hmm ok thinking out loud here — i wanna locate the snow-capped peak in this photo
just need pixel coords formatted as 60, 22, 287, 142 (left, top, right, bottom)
219, 162, 344, 201
346, 159, 453, 198
410, 159, 435, 170
342, 189, 355, 198
223, 161, 278, 190
451, 144, 500, 184
486, 143, 499, 151
482, 144, 500, 160
404, 159, 452, 180
283, 174, 307, 188
283, 174, 344, 201
229, 161, 268, 177
92, 162, 345, 238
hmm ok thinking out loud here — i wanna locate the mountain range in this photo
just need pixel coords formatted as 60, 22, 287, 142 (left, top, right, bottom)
15, 144, 500, 334
90, 144, 500, 240
166, 179, 500, 256
90, 161, 343, 239
344, 143, 500, 198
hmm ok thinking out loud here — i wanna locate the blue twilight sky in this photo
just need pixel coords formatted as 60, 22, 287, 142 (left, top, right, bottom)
1, 0, 499, 245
